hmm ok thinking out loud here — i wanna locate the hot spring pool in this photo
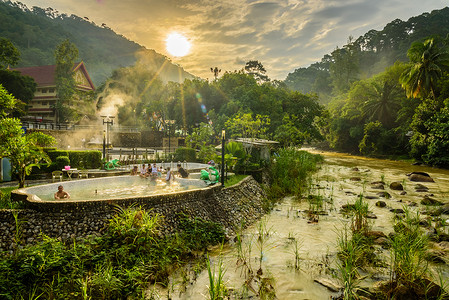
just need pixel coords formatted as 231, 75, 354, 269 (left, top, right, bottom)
20, 175, 208, 201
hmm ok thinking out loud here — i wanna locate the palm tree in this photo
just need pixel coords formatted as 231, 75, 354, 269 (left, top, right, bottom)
362, 80, 402, 128
400, 37, 449, 100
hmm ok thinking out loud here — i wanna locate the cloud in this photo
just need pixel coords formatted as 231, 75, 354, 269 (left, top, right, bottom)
19, 0, 449, 80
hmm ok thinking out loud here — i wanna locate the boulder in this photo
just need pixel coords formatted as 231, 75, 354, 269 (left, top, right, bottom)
415, 184, 429, 190
377, 191, 391, 198
409, 173, 434, 182
421, 196, 443, 206
371, 184, 385, 190
389, 182, 404, 190
367, 212, 377, 219
390, 208, 405, 214
365, 195, 379, 199
376, 201, 387, 207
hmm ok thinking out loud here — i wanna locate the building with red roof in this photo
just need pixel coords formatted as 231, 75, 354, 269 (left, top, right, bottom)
15, 62, 95, 126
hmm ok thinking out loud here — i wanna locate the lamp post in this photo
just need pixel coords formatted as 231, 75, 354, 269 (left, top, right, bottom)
164, 119, 175, 156
102, 130, 106, 163
221, 129, 225, 187
101, 115, 115, 162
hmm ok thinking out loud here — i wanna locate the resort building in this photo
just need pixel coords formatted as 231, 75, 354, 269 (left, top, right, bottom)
15, 62, 95, 128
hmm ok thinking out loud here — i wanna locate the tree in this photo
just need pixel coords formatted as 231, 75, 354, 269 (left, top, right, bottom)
0, 69, 36, 105
210, 67, 221, 80
54, 39, 79, 123
400, 37, 449, 100
0, 37, 20, 69
185, 123, 216, 163
329, 37, 360, 94
274, 114, 307, 147
224, 113, 270, 140
0, 83, 19, 118
244, 60, 269, 83
0, 118, 55, 187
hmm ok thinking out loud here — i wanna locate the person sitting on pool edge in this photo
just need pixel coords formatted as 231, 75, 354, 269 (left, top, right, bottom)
177, 163, 189, 178
130, 166, 138, 175
54, 185, 70, 199
139, 163, 148, 178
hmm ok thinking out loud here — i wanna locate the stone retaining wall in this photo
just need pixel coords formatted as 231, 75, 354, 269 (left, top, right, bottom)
0, 176, 266, 252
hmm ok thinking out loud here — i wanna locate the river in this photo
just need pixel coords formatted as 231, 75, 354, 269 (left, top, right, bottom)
157, 149, 449, 299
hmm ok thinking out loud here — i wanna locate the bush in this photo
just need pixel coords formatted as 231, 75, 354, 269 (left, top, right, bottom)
67, 150, 102, 169
54, 156, 70, 170
174, 147, 197, 162
268, 148, 323, 199
45, 149, 102, 169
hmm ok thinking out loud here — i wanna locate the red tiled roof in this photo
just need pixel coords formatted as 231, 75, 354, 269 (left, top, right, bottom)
15, 65, 57, 86
15, 62, 95, 90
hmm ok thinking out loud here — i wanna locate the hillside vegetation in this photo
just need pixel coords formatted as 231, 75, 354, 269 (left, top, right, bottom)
0, 1, 194, 85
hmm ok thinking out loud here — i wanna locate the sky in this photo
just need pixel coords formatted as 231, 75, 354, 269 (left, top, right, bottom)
18, 0, 449, 80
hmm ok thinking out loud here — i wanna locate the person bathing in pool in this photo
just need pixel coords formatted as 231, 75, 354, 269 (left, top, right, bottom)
54, 185, 70, 199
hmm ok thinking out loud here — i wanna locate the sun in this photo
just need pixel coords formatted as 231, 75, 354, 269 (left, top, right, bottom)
165, 32, 191, 57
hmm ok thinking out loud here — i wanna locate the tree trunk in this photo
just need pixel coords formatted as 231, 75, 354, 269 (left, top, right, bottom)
18, 168, 25, 188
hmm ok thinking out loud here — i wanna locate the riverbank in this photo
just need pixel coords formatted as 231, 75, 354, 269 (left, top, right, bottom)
168, 149, 449, 299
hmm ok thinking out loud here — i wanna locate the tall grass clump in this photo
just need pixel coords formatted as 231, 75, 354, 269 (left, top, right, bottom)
336, 224, 365, 299
206, 253, 228, 300
387, 208, 433, 297
267, 148, 323, 200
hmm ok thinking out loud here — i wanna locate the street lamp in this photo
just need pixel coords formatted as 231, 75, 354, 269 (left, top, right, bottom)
101, 115, 115, 162
164, 119, 176, 155
221, 129, 225, 187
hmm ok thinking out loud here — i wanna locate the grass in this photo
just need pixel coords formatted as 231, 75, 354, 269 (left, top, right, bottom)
206, 252, 228, 300
224, 174, 248, 186
0, 186, 24, 209
0, 206, 227, 299
389, 209, 429, 290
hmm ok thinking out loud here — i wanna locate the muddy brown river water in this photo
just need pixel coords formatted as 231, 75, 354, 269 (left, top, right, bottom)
157, 149, 449, 299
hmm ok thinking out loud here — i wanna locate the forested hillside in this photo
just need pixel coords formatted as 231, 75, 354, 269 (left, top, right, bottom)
0, 1, 195, 85
284, 7, 449, 102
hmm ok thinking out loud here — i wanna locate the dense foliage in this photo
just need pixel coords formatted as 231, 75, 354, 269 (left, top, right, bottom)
0, 207, 226, 299
267, 148, 323, 200
285, 7, 449, 100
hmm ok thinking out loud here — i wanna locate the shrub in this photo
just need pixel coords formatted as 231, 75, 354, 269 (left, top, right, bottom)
267, 148, 323, 199
54, 156, 70, 170
45, 150, 101, 169
174, 147, 196, 162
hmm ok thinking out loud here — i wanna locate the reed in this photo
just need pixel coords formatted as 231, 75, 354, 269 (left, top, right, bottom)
206, 253, 228, 300
390, 207, 429, 286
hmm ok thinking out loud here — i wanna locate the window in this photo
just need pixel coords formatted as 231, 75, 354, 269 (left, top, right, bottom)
42, 89, 47, 93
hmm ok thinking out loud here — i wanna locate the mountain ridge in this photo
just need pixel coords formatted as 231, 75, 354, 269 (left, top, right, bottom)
0, 0, 196, 85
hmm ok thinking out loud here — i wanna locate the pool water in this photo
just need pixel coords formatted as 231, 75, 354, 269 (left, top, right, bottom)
22, 175, 207, 201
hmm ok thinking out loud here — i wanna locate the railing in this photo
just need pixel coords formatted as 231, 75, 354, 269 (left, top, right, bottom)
21, 123, 141, 132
